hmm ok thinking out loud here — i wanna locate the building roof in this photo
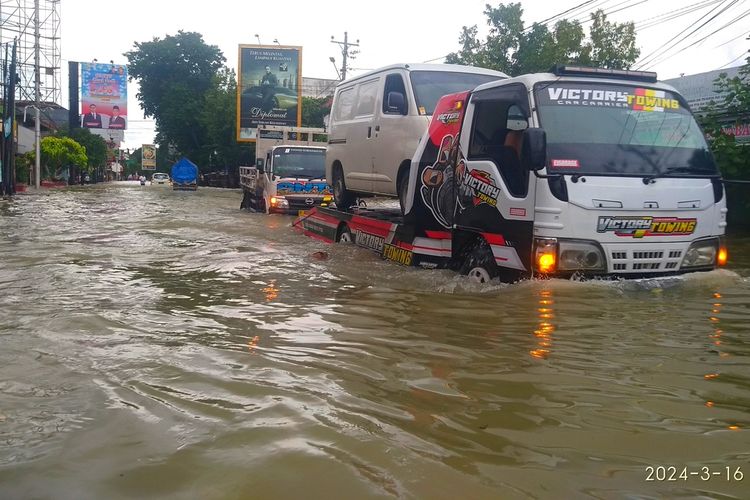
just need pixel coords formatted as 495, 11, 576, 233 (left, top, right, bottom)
15, 100, 68, 131
662, 66, 743, 112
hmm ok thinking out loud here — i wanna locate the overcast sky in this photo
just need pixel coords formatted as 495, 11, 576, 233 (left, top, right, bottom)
60, 0, 750, 150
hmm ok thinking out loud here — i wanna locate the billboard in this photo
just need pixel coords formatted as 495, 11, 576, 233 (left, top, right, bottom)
237, 45, 302, 142
80, 63, 128, 130
142, 144, 156, 170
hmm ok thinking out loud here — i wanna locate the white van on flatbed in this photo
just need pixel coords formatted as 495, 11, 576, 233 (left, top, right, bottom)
326, 63, 508, 212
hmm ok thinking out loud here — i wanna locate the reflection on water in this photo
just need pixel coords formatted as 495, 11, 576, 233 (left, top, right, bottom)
530, 288, 555, 360
0, 184, 749, 499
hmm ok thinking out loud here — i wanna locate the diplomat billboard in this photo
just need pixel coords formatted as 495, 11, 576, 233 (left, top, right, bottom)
80, 63, 128, 130
237, 45, 302, 142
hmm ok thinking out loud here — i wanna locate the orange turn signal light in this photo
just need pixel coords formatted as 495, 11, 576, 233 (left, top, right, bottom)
538, 253, 556, 273
270, 196, 278, 205
718, 247, 728, 266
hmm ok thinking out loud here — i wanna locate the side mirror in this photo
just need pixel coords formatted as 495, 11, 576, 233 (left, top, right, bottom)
522, 128, 547, 171
387, 91, 407, 115
256, 158, 265, 171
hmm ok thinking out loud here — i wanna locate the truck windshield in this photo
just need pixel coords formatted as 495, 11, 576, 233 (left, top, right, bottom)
411, 71, 503, 116
272, 148, 326, 178
534, 82, 718, 177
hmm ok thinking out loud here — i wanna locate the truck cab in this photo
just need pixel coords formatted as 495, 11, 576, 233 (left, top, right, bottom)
406, 65, 728, 280
240, 126, 332, 215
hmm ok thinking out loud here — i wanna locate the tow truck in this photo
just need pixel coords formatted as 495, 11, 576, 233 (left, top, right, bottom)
240, 126, 331, 215
296, 66, 729, 282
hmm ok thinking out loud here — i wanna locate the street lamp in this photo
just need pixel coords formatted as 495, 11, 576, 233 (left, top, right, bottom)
254, 34, 262, 45
329, 56, 341, 80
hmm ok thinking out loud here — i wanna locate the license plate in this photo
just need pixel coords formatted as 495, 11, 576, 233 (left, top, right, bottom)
297, 210, 308, 217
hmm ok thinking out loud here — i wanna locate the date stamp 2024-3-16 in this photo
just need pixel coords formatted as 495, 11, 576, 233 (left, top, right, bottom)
645, 466, 744, 482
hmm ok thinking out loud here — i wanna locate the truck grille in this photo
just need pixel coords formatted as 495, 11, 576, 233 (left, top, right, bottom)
607, 246, 684, 273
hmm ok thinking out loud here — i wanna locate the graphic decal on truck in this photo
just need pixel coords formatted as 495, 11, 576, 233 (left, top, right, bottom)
460, 167, 501, 207
354, 229, 385, 252
276, 180, 331, 195
383, 244, 413, 266
420, 134, 457, 229
597, 216, 697, 238
544, 86, 681, 113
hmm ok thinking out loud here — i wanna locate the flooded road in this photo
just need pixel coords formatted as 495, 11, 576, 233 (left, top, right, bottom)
1, 183, 749, 499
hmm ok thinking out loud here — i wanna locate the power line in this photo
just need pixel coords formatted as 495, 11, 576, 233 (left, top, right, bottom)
521, 0, 602, 32
714, 29, 750, 47
719, 48, 750, 68
635, 0, 740, 70
679, 7, 750, 49
567, 0, 646, 24
635, 0, 723, 30
421, 0, 616, 63
641, 0, 746, 69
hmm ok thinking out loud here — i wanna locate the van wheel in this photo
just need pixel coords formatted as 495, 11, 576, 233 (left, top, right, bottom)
337, 224, 353, 243
333, 166, 356, 212
460, 239, 497, 284
397, 169, 410, 215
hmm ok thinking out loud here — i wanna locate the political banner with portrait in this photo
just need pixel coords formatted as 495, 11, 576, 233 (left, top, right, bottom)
80, 63, 128, 130
237, 45, 302, 142
141, 144, 156, 170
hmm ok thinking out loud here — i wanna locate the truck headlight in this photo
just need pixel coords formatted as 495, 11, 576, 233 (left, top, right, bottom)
270, 196, 289, 208
558, 240, 606, 272
681, 239, 719, 269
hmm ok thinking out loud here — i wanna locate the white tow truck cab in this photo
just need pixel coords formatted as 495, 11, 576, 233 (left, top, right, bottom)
297, 66, 728, 282
240, 126, 331, 215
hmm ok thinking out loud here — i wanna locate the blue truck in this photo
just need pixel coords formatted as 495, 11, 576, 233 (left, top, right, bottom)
171, 158, 199, 191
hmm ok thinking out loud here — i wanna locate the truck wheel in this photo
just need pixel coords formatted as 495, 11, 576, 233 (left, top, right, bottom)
333, 166, 356, 212
337, 224, 353, 243
398, 169, 410, 215
460, 239, 497, 284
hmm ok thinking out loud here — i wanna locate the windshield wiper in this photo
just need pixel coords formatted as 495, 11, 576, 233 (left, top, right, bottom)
642, 166, 718, 184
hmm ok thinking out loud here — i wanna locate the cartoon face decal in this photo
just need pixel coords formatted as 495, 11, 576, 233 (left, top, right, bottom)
419, 134, 455, 229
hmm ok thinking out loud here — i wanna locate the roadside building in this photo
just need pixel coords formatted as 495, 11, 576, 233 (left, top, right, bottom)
663, 66, 748, 143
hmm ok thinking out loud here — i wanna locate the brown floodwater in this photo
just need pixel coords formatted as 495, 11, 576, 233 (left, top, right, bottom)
1, 183, 748, 499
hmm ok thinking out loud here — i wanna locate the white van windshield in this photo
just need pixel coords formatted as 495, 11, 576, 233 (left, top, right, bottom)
535, 82, 718, 176
410, 71, 502, 116
272, 148, 326, 179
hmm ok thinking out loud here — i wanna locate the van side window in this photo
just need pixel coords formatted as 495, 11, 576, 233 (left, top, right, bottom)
335, 87, 356, 121
382, 74, 407, 115
467, 100, 529, 198
355, 79, 378, 117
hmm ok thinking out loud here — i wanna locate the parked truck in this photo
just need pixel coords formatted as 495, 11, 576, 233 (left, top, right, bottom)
296, 65, 729, 282
171, 158, 199, 191
240, 126, 331, 215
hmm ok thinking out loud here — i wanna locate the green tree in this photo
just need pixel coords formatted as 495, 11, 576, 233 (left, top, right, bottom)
301, 96, 331, 128
66, 128, 108, 172
446, 2, 639, 75
699, 43, 750, 223
199, 67, 252, 171
40, 136, 87, 179
125, 31, 226, 166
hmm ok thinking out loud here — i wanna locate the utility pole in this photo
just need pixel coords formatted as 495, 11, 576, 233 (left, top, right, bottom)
330, 32, 359, 81
33, 0, 41, 189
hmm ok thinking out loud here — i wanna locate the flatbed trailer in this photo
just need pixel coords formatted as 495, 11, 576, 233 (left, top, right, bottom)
295, 205, 508, 273
296, 205, 448, 267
